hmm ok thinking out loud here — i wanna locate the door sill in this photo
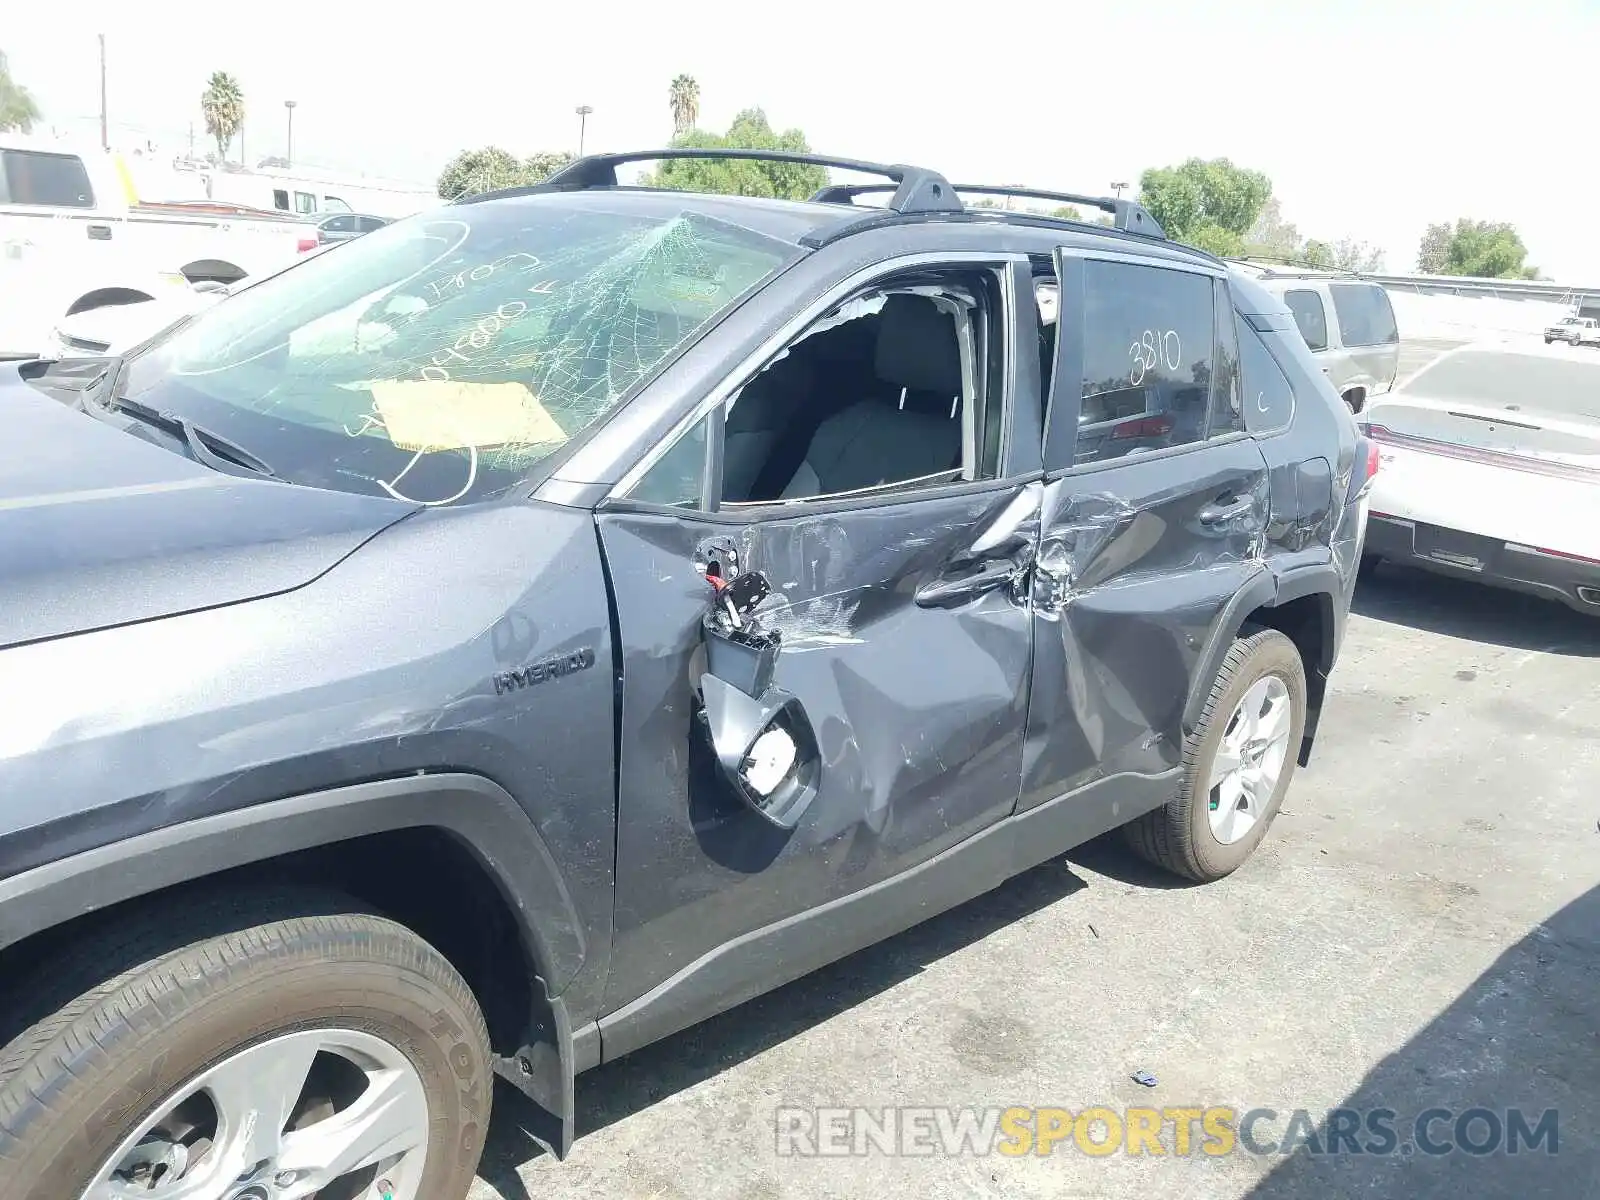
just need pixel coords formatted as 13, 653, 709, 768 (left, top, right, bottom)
589, 766, 1180, 1064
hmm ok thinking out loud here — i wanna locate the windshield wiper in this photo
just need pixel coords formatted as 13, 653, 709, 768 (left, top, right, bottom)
95, 383, 281, 481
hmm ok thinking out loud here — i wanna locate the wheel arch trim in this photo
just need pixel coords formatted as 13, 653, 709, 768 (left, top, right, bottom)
1182, 566, 1279, 734
0, 772, 586, 996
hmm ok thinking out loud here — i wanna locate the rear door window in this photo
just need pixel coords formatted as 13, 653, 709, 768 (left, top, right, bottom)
1329, 282, 1398, 347
1283, 288, 1329, 352
0, 149, 95, 208
1236, 316, 1295, 434
321, 214, 357, 233
1074, 258, 1215, 465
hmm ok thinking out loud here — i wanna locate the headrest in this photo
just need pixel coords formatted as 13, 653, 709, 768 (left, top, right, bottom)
873, 294, 963, 399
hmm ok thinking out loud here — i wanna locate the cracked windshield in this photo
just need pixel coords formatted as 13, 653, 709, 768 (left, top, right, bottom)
122, 203, 791, 504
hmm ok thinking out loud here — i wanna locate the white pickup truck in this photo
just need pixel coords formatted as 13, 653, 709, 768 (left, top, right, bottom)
1, 136, 316, 358
1543, 315, 1600, 346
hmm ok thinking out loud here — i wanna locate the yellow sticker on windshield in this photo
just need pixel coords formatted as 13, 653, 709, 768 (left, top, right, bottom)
369, 380, 565, 452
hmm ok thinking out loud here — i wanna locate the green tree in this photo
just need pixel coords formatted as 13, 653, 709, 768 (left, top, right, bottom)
1138, 157, 1272, 257
1419, 219, 1536, 279
1416, 221, 1451, 274
0, 50, 41, 134
1330, 237, 1383, 272
523, 151, 574, 183
1300, 239, 1334, 269
436, 147, 575, 201
669, 74, 700, 136
200, 71, 245, 163
646, 108, 826, 201
1243, 196, 1301, 260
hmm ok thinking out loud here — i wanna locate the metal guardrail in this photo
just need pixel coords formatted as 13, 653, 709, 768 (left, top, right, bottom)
1366, 272, 1597, 304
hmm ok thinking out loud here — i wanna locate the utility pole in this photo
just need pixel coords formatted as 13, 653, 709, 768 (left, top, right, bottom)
98, 34, 108, 151
285, 100, 297, 166
575, 105, 593, 155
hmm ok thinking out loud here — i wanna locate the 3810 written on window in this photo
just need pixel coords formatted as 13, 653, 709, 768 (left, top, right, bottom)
1076, 260, 1215, 465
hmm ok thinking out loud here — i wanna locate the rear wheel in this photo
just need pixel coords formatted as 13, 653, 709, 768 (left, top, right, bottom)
1124, 629, 1307, 882
0, 889, 492, 1200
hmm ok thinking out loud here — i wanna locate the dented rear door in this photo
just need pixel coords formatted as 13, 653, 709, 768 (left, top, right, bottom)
1021, 249, 1271, 813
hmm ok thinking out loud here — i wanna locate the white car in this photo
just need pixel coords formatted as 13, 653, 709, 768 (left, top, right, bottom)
1543, 315, 1600, 346
36, 284, 228, 359
1358, 343, 1600, 616
35, 243, 340, 360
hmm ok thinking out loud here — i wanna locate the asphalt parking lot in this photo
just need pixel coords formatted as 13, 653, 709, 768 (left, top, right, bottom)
473, 339, 1600, 1200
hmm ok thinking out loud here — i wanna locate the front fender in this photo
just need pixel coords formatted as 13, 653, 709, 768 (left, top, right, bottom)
0, 772, 586, 994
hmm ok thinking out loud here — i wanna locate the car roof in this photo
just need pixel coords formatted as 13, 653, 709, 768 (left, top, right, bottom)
454, 184, 1221, 268
447, 148, 1224, 263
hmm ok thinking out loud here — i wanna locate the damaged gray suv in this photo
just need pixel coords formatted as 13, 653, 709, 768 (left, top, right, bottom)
0, 150, 1375, 1197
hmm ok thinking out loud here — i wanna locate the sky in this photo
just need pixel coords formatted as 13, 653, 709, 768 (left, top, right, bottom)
7, 0, 1599, 281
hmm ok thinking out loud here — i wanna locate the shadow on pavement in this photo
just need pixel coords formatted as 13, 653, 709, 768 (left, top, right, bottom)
1243, 882, 1600, 1199
477, 855, 1090, 1192
1353, 563, 1600, 657
1064, 830, 1197, 890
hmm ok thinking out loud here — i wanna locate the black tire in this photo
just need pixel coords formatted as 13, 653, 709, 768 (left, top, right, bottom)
1124, 629, 1307, 883
0, 887, 492, 1200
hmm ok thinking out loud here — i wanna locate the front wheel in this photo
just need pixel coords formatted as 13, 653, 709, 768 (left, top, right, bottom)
0, 889, 493, 1200
1124, 629, 1307, 883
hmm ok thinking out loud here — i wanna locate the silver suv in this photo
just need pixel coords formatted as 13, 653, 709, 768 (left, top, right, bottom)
1229, 263, 1400, 413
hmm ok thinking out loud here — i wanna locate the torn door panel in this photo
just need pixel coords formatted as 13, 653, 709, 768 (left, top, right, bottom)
1021, 438, 1273, 811
594, 482, 1033, 1008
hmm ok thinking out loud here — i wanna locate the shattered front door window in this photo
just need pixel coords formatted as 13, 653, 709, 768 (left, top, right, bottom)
121, 201, 795, 504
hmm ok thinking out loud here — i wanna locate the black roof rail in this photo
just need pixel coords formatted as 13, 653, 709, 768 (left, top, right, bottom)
953, 185, 1165, 238
487, 149, 965, 215
811, 181, 1165, 239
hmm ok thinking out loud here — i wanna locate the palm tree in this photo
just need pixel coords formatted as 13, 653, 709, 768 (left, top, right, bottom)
669, 74, 699, 136
0, 50, 41, 134
200, 71, 245, 163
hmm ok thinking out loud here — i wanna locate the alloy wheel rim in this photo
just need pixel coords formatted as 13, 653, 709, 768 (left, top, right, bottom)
1208, 674, 1293, 846
79, 1027, 429, 1200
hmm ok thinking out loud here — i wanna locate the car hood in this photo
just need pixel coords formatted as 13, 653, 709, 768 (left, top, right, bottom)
0, 362, 419, 650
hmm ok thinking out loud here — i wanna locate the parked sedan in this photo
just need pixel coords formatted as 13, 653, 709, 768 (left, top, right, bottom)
309, 211, 391, 246
1360, 343, 1600, 615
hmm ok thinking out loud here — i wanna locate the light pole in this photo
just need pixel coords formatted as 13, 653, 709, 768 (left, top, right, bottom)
1111, 180, 1128, 198
285, 100, 297, 167
98, 34, 109, 151
575, 105, 593, 156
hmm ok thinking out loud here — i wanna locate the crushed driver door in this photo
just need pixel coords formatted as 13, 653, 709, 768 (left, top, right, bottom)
593, 480, 1040, 1025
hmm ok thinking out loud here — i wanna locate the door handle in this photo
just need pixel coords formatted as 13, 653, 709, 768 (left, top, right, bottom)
1199, 495, 1254, 525
86, 224, 113, 241
914, 556, 1025, 609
